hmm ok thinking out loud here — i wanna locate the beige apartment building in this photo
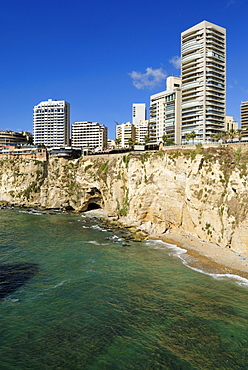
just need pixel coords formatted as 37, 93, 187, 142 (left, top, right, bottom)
181, 21, 226, 143
241, 101, 248, 130
71, 121, 107, 150
0, 130, 33, 147
225, 116, 238, 131
116, 122, 135, 148
150, 76, 181, 144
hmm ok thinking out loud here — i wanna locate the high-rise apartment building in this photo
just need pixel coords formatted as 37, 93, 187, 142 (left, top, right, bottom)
181, 21, 226, 143
33, 99, 70, 147
241, 101, 248, 130
150, 76, 182, 144
71, 121, 107, 150
132, 103, 146, 126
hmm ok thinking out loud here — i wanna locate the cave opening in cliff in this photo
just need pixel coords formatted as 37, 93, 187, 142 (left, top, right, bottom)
87, 203, 102, 211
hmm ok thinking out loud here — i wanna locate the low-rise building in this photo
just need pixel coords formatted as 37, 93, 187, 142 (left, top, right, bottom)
0, 130, 33, 148
225, 116, 238, 131
0, 145, 47, 161
47, 147, 81, 159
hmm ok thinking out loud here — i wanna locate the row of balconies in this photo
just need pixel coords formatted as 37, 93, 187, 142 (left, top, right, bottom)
206, 32, 225, 43
206, 38, 225, 49
182, 61, 202, 73
182, 44, 202, 59
181, 53, 202, 64
182, 32, 199, 45
206, 90, 225, 97
206, 42, 225, 54
181, 40, 199, 51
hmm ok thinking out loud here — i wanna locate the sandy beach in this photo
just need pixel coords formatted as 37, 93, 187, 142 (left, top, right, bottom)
87, 209, 248, 281
149, 232, 248, 280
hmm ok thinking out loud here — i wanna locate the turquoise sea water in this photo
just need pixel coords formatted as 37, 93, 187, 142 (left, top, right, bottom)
0, 208, 247, 369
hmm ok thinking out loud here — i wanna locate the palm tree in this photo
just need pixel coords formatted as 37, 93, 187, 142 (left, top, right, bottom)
115, 138, 121, 148
236, 129, 243, 142
128, 138, 134, 148
221, 131, 229, 143
215, 132, 223, 143
185, 133, 191, 144
210, 133, 218, 143
190, 131, 196, 145
228, 129, 236, 142
162, 134, 168, 145
144, 135, 150, 144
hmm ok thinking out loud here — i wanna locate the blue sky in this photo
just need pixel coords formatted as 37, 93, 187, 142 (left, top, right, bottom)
0, 0, 247, 139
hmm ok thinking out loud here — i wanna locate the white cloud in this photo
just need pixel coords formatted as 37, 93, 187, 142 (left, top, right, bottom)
169, 56, 181, 69
129, 67, 167, 90
226, 0, 243, 8
228, 79, 248, 93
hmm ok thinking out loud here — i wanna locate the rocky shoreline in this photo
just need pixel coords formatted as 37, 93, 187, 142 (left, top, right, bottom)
86, 208, 248, 281
1, 204, 248, 282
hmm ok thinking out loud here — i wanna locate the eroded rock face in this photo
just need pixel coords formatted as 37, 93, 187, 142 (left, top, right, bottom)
0, 147, 248, 254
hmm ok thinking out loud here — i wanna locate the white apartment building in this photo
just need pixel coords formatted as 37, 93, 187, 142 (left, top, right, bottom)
116, 122, 136, 148
135, 120, 149, 143
71, 121, 107, 150
150, 76, 182, 144
132, 103, 146, 126
33, 99, 70, 147
181, 21, 226, 143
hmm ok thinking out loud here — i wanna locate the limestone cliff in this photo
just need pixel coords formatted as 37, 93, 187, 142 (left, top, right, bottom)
0, 147, 248, 254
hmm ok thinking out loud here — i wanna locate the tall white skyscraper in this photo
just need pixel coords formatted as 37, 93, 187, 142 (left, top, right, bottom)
132, 103, 146, 126
33, 99, 70, 147
181, 21, 226, 143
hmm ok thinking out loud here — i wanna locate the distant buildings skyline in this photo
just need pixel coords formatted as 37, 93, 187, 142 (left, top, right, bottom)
20, 21, 247, 148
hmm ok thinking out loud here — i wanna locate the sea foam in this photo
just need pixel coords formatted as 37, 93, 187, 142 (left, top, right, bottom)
150, 240, 248, 288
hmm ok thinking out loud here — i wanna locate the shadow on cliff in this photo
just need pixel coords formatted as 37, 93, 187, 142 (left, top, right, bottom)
0, 263, 39, 300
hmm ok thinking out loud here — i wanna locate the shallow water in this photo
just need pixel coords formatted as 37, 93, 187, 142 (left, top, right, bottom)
0, 209, 247, 369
